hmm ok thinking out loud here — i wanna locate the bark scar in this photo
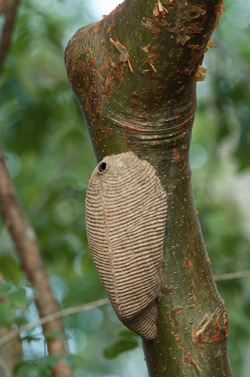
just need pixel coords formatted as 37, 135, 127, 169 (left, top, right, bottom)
110, 37, 133, 72
168, 306, 183, 328
192, 305, 229, 347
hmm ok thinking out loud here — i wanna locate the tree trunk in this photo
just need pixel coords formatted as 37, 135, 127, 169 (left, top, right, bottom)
65, 0, 232, 375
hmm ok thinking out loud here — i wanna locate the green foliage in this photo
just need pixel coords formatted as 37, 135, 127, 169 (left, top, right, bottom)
103, 331, 139, 359
14, 355, 61, 377
0, 280, 30, 328
206, 0, 250, 172
21, 335, 43, 343
0, 0, 249, 376
0, 281, 12, 295
0, 302, 12, 326
8, 288, 27, 308
44, 330, 68, 341
14, 363, 41, 377
0, 255, 23, 284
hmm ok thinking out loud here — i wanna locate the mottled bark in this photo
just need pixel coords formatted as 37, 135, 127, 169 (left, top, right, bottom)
65, 0, 232, 376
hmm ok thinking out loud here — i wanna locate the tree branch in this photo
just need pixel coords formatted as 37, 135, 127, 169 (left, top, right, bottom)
215, 271, 250, 282
65, 0, 232, 376
0, 357, 11, 377
0, 0, 19, 75
0, 151, 72, 377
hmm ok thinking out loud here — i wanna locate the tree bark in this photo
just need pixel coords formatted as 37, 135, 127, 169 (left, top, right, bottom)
0, 327, 22, 377
65, 0, 232, 376
0, 0, 19, 75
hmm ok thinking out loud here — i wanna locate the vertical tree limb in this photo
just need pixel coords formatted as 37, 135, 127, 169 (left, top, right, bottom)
0, 0, 19, 74
65, 0, 232, 375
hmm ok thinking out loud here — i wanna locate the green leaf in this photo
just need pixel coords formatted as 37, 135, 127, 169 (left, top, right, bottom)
13, 356, 62, 377
39, 355, 61, 370
8, 288, 27, 308
103, 329, 139, 359
44, 330, 68, 340
0, 255, 23, 284
64, 354, 85, 367
103, 339, 139, 359
118, 329, 139, 339
0, 281, 12, 296
20, 335, 42, 343
13, 362, 40, 377
0, 302, 12, 325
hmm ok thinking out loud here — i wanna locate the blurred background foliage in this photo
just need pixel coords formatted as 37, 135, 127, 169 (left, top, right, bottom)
0, 0, 249, 376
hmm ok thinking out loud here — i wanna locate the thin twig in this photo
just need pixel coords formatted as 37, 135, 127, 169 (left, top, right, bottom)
215, 271, 250, 282
1, 268, 250, 348
0, 0, 20, 74
0, 298, 110, 348
0, 269, 249, 349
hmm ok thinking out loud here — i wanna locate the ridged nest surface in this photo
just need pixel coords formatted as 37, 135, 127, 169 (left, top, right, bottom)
86, 151, 167, 339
